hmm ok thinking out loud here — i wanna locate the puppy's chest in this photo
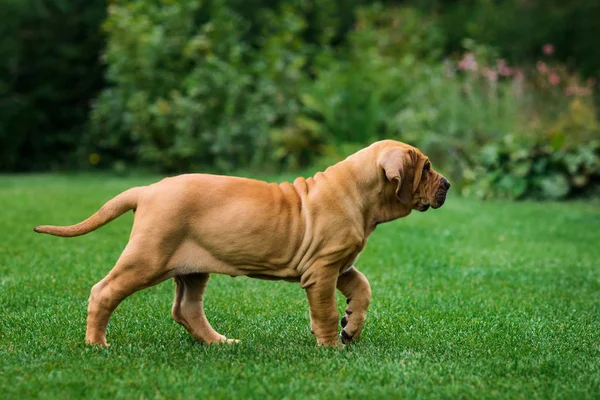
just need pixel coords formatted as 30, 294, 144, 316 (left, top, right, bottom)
335, 238, 367, 274
340, 251, 361, 274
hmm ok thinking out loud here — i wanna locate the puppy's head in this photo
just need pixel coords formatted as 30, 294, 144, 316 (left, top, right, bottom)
378, 143, 450, 212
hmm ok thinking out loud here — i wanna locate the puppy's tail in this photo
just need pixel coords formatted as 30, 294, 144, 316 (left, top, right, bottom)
34, 187, 145, 237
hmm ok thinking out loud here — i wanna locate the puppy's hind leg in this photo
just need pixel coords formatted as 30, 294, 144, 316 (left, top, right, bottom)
172, 273, 237, 344
86, 242, 172, 347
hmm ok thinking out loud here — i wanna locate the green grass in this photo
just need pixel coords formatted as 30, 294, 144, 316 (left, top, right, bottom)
1, 174, 599, 399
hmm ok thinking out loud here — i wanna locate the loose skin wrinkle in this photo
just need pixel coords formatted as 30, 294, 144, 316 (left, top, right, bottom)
162, 175, 308, 277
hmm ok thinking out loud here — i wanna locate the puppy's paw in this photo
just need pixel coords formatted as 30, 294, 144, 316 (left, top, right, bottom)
205, 336, 240, 345
85, 335, 110, 348
217, 336, 240, 345
86, 340, 110, 348
317, 337, 345, 349
340, 306, 354, 328
339, 301, 366, 343
339, 328, 353, 344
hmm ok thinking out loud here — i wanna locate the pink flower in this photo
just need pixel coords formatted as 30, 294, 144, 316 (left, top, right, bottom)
513, 69, 524, 81
512, 69, 524, 97
549, 72, 560, 86
497, 59, 512, 76
458, 53, 478, 72
482, 67, 498, 82
542, 44, 554, 56
536, 61, 548, 74
564, 84, 591, 97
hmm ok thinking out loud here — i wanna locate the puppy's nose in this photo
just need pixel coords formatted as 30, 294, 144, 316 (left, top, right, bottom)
441, 177, 451, 190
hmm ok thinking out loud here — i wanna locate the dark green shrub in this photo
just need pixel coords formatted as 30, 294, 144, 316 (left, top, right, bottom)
86, 0, 598, 201
87, 0, 381, 173
424, 0, 600, 78
459, 95, 600, 200
279, 5, 443, 164
0, 0, 106, 171
463, 136, 599, 200
88, 0, 318, 172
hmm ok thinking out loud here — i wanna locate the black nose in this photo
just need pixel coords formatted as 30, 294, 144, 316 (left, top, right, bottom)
441, 178, 451, 190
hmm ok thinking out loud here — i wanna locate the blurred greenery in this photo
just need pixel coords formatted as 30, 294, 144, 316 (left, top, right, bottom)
0, 0, 106, 171
427, 0, 600, 78
1, 0, 599, 199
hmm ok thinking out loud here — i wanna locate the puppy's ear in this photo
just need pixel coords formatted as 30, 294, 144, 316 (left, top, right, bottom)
379, 147, 414, 205
412, 154, 428, 192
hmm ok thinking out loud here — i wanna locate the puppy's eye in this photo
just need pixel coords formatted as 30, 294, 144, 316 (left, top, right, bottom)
423, 164, 430, 172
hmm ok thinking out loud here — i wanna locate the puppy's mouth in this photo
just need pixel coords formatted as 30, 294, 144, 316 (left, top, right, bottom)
415, 202, 430, 212
431, 179, 451, 209
431, 191, 447, 209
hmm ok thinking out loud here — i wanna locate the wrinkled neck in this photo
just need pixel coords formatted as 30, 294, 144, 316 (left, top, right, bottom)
319, 153, 411, 236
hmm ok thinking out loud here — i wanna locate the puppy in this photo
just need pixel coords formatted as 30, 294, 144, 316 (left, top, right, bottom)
35, 140, 450, 347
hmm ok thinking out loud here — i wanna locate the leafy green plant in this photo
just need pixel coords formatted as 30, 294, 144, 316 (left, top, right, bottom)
89, 0, 313, 173
274, 5, 442, 166
391, 48, 524, 185
423, 0, 600, 78
388, 36, 599, 200
462, 135, 599, 200
86, 1, 599, 200
460, 88, 600, 200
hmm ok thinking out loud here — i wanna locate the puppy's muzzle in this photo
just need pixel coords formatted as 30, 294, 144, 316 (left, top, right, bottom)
432, 177, 451, 209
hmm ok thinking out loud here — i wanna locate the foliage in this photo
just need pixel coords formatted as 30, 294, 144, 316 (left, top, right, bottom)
424, 0, 600, 78
89, 0, 317, 172
381, 35, 599, 200
0, 0, 106, 171
88, 1, 599, 199
463, 135, 600, 200
4, 0, 595, 200
294, 7, 598, 200
88, 0, 380, 172
3, 0, 600, 191
449, 49, 600, 200
278, 5, 444, 167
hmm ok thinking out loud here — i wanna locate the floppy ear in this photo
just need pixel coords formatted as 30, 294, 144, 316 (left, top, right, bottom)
378, 148, 414, 205
412, 154, 428, 192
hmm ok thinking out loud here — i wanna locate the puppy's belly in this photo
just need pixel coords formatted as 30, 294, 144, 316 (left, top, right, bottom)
168, 239, 300, 279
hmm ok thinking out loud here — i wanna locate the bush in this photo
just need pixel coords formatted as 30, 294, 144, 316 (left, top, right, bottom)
277, 5, 443, 166
271, 4, 600, 200
0, 0, 106, 171
463, 136, 600, 200
424, 0, 600, 78
296, 8, 526, 186
87, 0, 379, 173
88, 0, 317, 172
450, 47, 600, 199
88, 1, 598, 200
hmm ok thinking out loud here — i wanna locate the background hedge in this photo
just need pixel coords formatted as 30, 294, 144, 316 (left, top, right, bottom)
0, 0, 106, 171
1, 0, 598, 199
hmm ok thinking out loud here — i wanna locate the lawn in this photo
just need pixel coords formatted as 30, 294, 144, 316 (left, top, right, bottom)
1, 174, 599, 399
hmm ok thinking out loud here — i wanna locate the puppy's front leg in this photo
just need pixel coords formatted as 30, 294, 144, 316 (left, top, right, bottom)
302, 268, 340, 347
336, 266, 371, 344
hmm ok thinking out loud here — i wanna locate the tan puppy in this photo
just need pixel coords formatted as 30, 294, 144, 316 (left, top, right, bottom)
35, 140, 450, 347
